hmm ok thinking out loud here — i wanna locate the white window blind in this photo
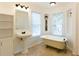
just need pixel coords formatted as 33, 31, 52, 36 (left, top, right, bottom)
52, 12, 64, 36
32, 12, 41, 36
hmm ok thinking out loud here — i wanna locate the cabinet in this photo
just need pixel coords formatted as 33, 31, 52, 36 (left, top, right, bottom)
0, 38, 13, 56
0, 14, 14, 55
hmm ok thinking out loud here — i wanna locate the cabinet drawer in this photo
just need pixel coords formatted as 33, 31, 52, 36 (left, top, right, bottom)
0, 29, 13, 38
0, 14, 13, 21
0, 22, 13, 29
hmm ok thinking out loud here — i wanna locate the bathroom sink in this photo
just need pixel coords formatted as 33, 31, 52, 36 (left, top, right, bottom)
16, 29, 32, 39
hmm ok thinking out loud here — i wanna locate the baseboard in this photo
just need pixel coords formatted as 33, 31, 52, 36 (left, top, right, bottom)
66, 45, 79, 56
67, 45, 72, 51
66, 45, 73, 55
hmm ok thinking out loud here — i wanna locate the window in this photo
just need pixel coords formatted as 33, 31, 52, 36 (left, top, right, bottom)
32, 12, 41, 36
52, 12, 64, 36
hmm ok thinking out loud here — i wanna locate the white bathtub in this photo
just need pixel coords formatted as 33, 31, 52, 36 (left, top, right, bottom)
41, 35, 67, 49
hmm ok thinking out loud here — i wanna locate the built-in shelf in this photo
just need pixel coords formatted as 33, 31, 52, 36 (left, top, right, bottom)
0, 14, 13, 38
0, 27, 13, 30
0, 35, 13, 39
0, 20, 13, 21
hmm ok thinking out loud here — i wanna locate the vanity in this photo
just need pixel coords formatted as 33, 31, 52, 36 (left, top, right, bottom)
14, 6, 32, 54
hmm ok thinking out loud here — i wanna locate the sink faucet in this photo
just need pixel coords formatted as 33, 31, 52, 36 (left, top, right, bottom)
22, 31, 26, 34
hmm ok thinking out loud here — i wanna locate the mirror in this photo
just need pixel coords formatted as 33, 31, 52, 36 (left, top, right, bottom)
15, 9, 28, 30
44, 14, 48, 31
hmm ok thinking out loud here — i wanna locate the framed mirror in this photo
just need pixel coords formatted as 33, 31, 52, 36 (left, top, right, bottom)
15, 9, 28, 30
44, 14, 48, 31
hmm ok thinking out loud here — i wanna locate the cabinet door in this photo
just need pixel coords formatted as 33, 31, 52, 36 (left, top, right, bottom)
0, 38, 13, 56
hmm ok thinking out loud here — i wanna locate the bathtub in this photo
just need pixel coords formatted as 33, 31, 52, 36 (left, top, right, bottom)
41, 35, 67, 50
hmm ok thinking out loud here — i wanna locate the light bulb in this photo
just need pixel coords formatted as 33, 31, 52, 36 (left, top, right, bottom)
50, 2, 56, 6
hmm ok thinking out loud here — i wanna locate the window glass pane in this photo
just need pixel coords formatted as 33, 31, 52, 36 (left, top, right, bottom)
52, 13, 64, 36
32, 12, 41, 36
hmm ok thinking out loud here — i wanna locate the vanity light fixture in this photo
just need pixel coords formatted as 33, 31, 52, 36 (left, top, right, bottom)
25, 7, 29, 9
16, 4, 20, 7
15, 4, 29, 10
67, 9, 72, 16
50, 2, 56, 6
20, 5, 24, 8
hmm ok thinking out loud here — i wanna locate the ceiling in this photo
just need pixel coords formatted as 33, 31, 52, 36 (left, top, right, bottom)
29, 2, 72, 8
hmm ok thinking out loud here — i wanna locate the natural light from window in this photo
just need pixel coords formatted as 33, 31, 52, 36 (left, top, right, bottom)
52, 12, 64, 36
32, 12, 41, 36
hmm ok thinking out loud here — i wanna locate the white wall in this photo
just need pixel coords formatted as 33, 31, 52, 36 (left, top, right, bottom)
76, 4, 79, 55
66, 4, 77, 55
